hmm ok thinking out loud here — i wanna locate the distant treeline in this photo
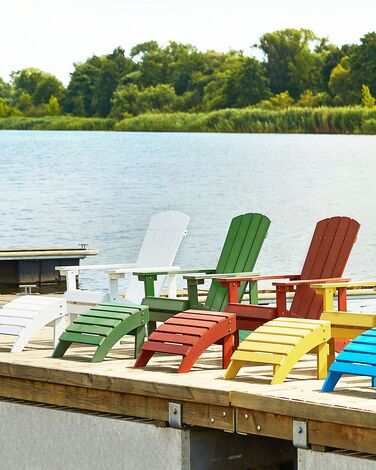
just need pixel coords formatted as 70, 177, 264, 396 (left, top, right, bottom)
0, 28, 375, 131
1, 107, 375, 134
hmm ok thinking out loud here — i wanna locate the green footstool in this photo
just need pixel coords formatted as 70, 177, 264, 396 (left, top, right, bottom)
52, 302, 149, 362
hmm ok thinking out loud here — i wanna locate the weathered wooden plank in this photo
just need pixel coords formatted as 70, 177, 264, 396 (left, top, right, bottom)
236, 409, 292, 440
0, 360, 232, 406
0, 376, 234, 431
231, 391, 376, 429
236, 408, 376, 454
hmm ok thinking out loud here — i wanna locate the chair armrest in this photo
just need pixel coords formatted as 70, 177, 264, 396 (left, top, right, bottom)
184, 271, 259, 281
134, 268, 215, 298
216, 274, 300, 283
311, 281, 376, 289
58, 263, 138, 292
272, 277, 351, 288
216, 274, 300, 304
269, 277, 350, 317
183, 272, 259, 307
57, 263, 136, 274
111, 265, 182, 277
311, 280, 374, 311
134, 268, 215, 277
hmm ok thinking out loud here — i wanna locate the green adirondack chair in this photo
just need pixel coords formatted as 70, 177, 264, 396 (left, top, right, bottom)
136, 213, 271, 334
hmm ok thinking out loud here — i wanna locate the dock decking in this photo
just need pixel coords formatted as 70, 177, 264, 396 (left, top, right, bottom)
0, 315, 375, 455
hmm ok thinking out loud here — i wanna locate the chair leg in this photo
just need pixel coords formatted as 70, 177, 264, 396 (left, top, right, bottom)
147, 321, 157, 336
317, 342, 328, 379
224, 360, 243, 379
234, 330, 240, 350
134, 325, 146, 358
322, 371, 342, 392
372, 376, 376, 387
53, 317, 66, 348
328, 339, 336, 368
51, 340, 71, 358
222, 334, 234, 369
134, 349, 155, 367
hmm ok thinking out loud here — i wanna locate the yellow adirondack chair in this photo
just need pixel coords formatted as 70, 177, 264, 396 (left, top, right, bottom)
224, 282, 376, 384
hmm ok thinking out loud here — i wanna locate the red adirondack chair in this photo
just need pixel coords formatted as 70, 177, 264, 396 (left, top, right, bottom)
218, 217, 360, 344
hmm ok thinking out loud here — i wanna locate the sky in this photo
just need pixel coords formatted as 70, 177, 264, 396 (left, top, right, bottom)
1, 0, 375, 85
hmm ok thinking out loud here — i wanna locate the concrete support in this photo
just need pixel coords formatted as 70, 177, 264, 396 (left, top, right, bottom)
298, 449, 376, 470
0, 400, 295, 470
0, 401, 189, 470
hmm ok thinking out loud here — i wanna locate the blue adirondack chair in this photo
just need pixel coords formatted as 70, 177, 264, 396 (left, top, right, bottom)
322, 327, 376, 391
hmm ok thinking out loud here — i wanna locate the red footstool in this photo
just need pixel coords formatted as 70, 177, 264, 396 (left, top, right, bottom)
134, 310, 237, 373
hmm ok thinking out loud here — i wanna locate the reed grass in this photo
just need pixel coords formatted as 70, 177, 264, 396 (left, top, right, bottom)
0, 116, 115, 131
115, 107, 376, 134
0, 107, 375, 134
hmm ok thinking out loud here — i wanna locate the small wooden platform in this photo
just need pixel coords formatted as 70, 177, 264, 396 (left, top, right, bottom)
0, 247, 98, 286
0, 298, 374, 455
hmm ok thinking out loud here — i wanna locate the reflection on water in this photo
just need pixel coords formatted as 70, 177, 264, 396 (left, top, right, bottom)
0, 130, 375, 292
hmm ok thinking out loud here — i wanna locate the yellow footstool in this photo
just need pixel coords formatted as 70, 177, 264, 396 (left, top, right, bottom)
224, 317, 331, 384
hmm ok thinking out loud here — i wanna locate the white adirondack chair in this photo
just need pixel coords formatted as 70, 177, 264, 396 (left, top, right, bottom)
0, 296, 67, 352
56, 211, 189, 314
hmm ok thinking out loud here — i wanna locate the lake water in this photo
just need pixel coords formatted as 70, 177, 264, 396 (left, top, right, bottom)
0, 130, 375, 291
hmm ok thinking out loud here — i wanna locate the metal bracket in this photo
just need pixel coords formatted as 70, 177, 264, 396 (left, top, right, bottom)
293, 420, 308, 449
169, 402, 182, 429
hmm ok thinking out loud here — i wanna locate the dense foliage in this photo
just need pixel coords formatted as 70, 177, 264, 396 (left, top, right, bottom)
0, 29, 375, 128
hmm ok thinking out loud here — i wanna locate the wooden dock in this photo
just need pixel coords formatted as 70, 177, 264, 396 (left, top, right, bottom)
0, 316, 374, 456
0, 247, 98, 286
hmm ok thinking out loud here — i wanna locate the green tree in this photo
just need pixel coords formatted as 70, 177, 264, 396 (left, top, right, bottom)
110, 83, 140, 117
64, 48, 134, 116
11, 68, 42, 95
0, 77, 12, 101
259, 29, 324, 98
257, 91, 294, 109
47, 96, 62, 115
92, 59, 118, 116
316, 41, 344, 92
11, 68, 64, 105
223, 57, 271, 108
63, 57, 103, 115
16, 91, 33, 111
349, 33, 376, 96
296, 89, 330, 107
0, 98, 11, 117
33, 75, 64, 105
111, 83, 178, 117
138, 84, 177, 113
72, 94, 86, 116
361, 84, 375, 107
328, 57, 357, 105
164, 42, 203, 95
129, 41, 168, 87
188, 51, 244, 111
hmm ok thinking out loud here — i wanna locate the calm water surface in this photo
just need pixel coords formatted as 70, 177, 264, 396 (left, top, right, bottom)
0, 130, 375, 290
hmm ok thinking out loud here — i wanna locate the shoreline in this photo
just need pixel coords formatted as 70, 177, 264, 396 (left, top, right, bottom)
0, 106, 375, 134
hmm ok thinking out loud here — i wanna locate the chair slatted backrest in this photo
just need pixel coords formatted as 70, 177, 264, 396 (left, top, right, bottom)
205, 213, 271, 312
290, 217, 360, 319
126, 211, 190, 303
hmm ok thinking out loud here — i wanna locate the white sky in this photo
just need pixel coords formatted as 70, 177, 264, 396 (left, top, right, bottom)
1, 0, 375, 85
